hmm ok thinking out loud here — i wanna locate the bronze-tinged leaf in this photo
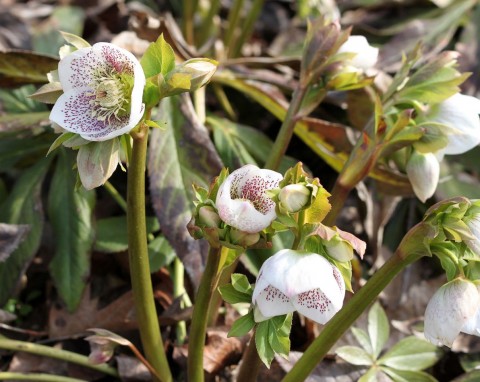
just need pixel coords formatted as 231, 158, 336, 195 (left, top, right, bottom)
148, 94, 223, 287
0, 50, 59, 88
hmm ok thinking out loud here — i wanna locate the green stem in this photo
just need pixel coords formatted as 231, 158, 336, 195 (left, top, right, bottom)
281, 237, 424, 382
128, 124, 172, 382
265, 85, 308, 171
104, 180, 127, 212
173, 257, 187, 345
235, 335, 262, 382
230, 0, 265, 58
0, 373, 86, 382
187, 246, 222, 382
198, 0, 222, 46
183, 0, 198, 45
0, 338, 118, 377
224, 0, 246, 57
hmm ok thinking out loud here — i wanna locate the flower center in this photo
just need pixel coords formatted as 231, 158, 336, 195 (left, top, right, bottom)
89, 68, 132, 123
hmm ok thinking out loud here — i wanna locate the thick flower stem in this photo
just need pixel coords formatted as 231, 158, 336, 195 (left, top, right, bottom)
235, 335, 262, 382
281, 244, 423, 382
265, 85, 308, 171
128, 125, 172, 382
187, 246, 222, 382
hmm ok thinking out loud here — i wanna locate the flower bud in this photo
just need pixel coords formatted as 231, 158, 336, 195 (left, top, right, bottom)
324, 237, 354, 262
279, 184, 311, 213
406, 151, 440, 203
198, 206, 221, 228
229, 228, 260, 247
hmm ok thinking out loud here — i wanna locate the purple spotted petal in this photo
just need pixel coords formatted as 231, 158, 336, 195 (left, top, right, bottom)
293, 288, 339, 324
50, 88, 142, 141
254, 285, 296, 318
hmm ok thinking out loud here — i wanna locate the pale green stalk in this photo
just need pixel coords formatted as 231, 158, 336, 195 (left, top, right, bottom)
224, 0, 246, 57
229, 0, 265, 58
183, 0, 198, 45
173, 257, 187, 345
0, 338, 118, 377
128, 123, 172, 382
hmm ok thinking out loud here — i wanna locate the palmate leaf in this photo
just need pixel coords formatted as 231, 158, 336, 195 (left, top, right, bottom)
0, 156, 52, 306
48, 149, 95, 312
148, 94, 222, 287
368, 302, 390, 359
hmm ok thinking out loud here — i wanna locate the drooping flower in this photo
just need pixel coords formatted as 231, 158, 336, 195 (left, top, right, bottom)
406, 151, 440, 203
424, 278, 480, 347
215, 165, 283, 233
337, 35, 378, 71
50, 42, 146, 141
429, 93, 480, 156
252, 249, 345, 324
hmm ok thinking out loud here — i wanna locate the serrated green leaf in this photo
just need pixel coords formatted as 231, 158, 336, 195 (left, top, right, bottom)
228, 311, 255, 337
256, 321, 275, 368
0, 157, 51, 306
381, 367, 437, 382
48, 149, 95, 311
141, 34, 176, 78
94, 216, 160, 253
336, 346, 374, 366
269, 328, 290, 357
368, 302, 390, 359
352, 327, 374, 354
218, 284, 252, 304
378, 336, 442, 371
231, 273, 253, 294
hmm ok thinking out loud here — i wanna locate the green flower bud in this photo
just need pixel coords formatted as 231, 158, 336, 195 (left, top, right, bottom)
324, 237, 354, 262
279, 184, 311, 213
198, 205, 221, 228
229, 228, 260, 247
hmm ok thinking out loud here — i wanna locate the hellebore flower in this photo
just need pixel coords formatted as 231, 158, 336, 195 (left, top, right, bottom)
216, 165, 283, 233
406, 151, 440, 203
252, 249, 345, 324
50, 42, 146, 141
424, 278, 480, 347
337, 35, 378, 71
430, 93, 480, 156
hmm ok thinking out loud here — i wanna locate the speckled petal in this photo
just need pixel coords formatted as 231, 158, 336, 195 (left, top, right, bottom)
293, 288, 339, 324
254, 285, 296, 318
50, 88, 142, 141
58, 47, 106, 91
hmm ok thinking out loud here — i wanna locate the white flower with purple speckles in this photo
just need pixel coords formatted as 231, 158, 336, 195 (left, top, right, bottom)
50, 42, 146, 141
215, 165, 283, 233
252, 249, 345, 324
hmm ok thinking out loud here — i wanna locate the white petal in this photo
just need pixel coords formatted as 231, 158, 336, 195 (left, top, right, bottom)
215, 165, 282, 232
424, 279, 480, 347
406, 152, 440, 203
462, 305, 480, 336
292, 288, 340, 324
58, 46, 105, 91
465, 216, 480, 256
77, 139, 120, 190
50, 88, 139, 141
254, 285, 296, 319
431, 93, 480, 155
337, 36, 378, 71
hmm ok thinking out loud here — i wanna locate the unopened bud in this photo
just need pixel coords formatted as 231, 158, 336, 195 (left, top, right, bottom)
229, 228, 260, 247
198, 206, 221, 228
406, 151, 440, 203
279, 184, 311, 213
324, 238, 354, 262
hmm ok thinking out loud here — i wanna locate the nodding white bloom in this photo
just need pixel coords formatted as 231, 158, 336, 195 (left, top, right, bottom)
430, 93, 480, 156
337, 35, 378, 71
252, 249, 345, 324
406, 151, 440, 203
424, 278, 480, 347
50, 43, 146, 141
215, 165, 282, 233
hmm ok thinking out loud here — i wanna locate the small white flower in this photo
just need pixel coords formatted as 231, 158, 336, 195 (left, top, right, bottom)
252, 249, 345, 324
424, 278, 480, 347
215, 165, 282, 233
337, 36, 378, 71
50, 42, 146, 141
430, 93, 480, 156
406, 151, 440, 203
